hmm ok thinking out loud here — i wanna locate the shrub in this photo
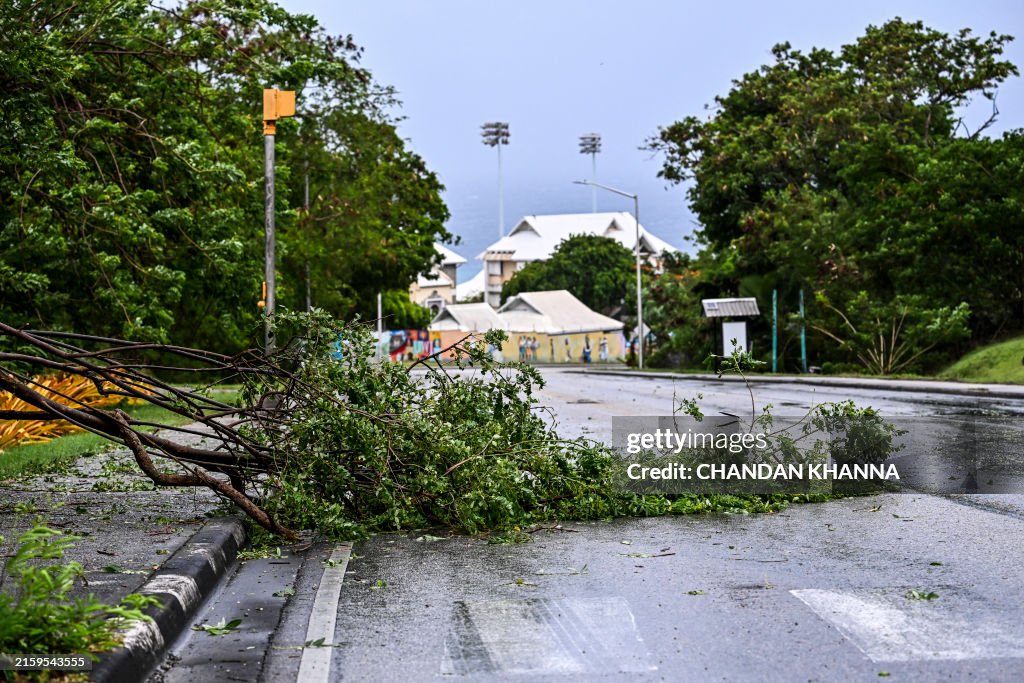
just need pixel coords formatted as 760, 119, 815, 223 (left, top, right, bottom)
0, 525, 159, 658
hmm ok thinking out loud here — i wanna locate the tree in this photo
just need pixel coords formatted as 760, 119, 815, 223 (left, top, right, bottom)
648, 18, 1022, 372
501, 235, 636, 314
0, 0, 449, 352
641, 252, 709, 368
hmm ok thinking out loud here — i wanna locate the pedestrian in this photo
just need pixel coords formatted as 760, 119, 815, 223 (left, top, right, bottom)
519, 336, 526, 362
531, 337, 540, 362
599, 335, 608, 362
564, 337, 571, 362
583, 336, 592, 364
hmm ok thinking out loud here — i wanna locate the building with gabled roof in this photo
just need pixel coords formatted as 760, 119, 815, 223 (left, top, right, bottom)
430, 302, 507, 333
498, 290, 624, 335
409, 243, 467, 315
428, 290, 625, 363
476, 212, 679, 307
427, 302, 507, 353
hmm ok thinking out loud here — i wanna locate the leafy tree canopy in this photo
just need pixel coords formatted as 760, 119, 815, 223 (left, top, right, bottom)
0, 0, 449, 352
647, 18, 1023, 372
501, 234, 636, 315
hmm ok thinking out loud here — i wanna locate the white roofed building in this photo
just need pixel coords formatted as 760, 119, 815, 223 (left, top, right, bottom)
497, 290, 623, 335
410, 243, 467, 316
455, 268, 485, 302
477, 212, 679, 307
429, 302, 507, 333
429, 290, 627, 363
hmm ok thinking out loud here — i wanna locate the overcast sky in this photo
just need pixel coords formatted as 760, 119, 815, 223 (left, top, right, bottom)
277, 1, 1023, 259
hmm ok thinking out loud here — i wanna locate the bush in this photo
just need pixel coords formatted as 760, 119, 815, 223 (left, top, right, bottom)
0, 525, 159, 660
254, 314, 637, 537
248, 313, 899, 537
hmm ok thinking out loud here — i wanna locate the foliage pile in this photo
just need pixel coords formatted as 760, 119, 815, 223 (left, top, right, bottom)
0, 525, 159, 660
0, 315, 897, 540
250, 314, 646, 537
0, 0, 449, 353
647, 18, 1023, 373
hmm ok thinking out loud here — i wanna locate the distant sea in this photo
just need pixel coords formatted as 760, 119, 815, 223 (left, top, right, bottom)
441, 177, 699, 282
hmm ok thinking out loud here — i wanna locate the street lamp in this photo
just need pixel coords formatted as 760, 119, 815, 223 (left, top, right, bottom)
260, 88, 295, 354
572, 180, 645, 369
480, 122, 510, 238
578, 133, 601, 213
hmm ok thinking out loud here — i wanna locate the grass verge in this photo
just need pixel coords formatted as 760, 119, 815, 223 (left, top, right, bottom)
940, 336, 1024, 384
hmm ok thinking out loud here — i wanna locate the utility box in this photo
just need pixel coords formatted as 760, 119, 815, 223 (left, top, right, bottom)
701, 297, 760, 368
263, 88, 296, 121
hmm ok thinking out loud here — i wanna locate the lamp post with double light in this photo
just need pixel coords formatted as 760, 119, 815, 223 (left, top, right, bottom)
572, 179, 644, 368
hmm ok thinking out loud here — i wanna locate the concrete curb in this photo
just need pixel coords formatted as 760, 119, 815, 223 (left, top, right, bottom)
90, 517, 246, 683
568, 368, 1024, 400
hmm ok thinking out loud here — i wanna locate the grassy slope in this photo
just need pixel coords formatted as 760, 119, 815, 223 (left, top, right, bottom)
940, 336, 1024, 385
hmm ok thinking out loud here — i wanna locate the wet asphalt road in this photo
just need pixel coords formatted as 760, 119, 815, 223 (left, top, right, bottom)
306, 371, 1024, 682
319, 495, 1024, 682
162, 370, 1024, 682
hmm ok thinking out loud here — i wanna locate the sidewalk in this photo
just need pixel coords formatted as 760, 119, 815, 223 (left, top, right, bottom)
0, 429, 247, 682
569, 366, 1024, 400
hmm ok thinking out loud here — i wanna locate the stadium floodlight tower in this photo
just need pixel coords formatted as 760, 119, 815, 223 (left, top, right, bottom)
480, 121, 510, 238
578, 133, 602, 213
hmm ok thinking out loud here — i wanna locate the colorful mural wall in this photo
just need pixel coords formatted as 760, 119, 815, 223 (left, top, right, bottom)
387, 329, 443, 362
378, 330, 626, 364
499, 332, 625, 364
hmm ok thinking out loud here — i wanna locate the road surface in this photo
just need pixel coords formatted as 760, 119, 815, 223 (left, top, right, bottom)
155, 369, 1024, 682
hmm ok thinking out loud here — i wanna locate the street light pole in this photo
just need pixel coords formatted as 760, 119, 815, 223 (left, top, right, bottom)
480, 122, 510, 238
578, 134, 601, 213
572, 179, 644, 369
260, 88, 295, 355
303, 158, 311, 312
264, 131, 275, 351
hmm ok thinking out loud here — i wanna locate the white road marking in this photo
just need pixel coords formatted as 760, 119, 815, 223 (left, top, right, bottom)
441, 597, 655, 675
792, 588, 1024, 662
297, 543, 352, 682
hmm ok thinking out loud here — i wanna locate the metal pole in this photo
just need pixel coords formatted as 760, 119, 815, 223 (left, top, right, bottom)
634, 195, 643, 370
264, 132, 275, 354
571, 179, 641, 368
304, 160, 311, 312
591, 153, 597, 213
772, 288, 778, 373
800, 288, 808, 373
377, 291, 383, 362
497, 142, 504, 238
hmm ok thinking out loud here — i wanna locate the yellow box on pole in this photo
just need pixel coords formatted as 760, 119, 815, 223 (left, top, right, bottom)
262, 88, 296, 121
